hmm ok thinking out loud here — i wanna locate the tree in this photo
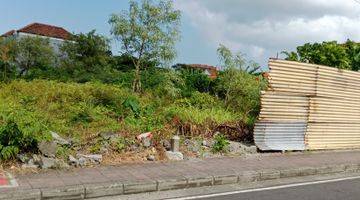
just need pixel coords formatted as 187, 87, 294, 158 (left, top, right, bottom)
217, 44, 261, 74
343, 40, 360, 71
109, 0, 181, 92
215, 44, 266, 124
15, 36, 55, 76
282, 41, 351, 70
60, 30, 111, 74
0, 37, 17, 81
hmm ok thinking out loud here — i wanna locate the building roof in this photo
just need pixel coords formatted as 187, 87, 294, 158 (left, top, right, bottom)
1, 23, 71, 40
188, 64, 217, 70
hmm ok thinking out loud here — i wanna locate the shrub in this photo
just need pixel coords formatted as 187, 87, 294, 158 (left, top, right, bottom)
0, 119, 38, 160
211, 134, 230, 153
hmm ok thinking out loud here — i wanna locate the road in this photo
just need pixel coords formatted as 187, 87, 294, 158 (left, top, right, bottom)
95, 174, 360, 200
177, 176, 360, 200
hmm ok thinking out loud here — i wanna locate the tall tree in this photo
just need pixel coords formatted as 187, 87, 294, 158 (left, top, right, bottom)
282, 41, 351, 70
15, 36, 55, 76
60, 30, 111, 74
0, 37, 17, 81
109, 0, 181, 92
217, 44, 261, 74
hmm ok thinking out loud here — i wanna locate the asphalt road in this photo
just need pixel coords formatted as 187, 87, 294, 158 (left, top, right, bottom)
193, 177, 360, 200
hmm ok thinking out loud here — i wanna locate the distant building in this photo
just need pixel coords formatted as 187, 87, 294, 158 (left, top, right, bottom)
173, 63, 218, 79
1, 22, 72, 54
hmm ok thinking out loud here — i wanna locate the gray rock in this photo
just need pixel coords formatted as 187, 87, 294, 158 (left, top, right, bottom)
32, 154, 42, 165
50, 131, 70, 146
227, 141, 258, 154
99, 147, 109, 154
187, 140, 201, 153
162, 140, 171, 151
147, 155, 156, 161
55, 159, 70, 169
38, 141, 57, 157
142, 137, 152, 148
202, 139, 214, 148
40, 157, 57, 169
165, 151, 184, 161
21, 163, 39, 169
77, 154, 102, 164
78, 157, 87, 167
68, 155, 79, 167
100, 132, 118, 141
17, 154, 30, 163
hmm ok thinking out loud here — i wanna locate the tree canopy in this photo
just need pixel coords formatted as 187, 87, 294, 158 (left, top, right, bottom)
282, 40, 360, 71
109, 0, 181, 92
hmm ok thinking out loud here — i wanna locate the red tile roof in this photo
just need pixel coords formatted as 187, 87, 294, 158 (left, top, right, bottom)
1, 23, 71, 40
189, 64, 217, 70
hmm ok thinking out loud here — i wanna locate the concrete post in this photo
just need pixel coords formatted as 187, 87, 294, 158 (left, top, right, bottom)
171, 135, 180, 152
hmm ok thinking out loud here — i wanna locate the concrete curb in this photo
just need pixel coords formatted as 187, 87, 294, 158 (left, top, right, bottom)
2, 163, 360, 200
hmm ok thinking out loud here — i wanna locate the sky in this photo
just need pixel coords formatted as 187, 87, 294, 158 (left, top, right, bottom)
2, 0, 360, 68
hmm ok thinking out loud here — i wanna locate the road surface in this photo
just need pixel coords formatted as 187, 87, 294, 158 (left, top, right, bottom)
180, 176, 360, 200
95, 174, 360, 200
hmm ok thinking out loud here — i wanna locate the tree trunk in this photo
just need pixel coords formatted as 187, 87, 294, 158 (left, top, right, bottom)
132, 64, 142, 92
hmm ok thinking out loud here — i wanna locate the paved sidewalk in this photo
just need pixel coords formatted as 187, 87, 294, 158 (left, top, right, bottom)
2, 151, 360, 199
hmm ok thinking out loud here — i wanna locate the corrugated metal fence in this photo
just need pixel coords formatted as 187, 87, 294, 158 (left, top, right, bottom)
254, 59, 360, 151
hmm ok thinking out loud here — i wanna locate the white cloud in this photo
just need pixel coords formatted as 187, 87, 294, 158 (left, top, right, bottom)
175, 0, 360, 67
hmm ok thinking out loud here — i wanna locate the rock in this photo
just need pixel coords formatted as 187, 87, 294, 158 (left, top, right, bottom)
100, 132, 118, 141
32, 154, 42, 165
77, 154, 102, 164
142, 137, 152, 148
50, 131, 70, 146
55, 159, 70, 169
99, 147, 109, 154
187, 140, 201, 153
68, 155, 79, 167
78, 157, 87, 167
202, 139, 214, 148
165, 151, 183, 161
162, 140, 171, 151
40, 157, 57, 169
227, 141, 258, 154
17, 154, 30, 163
21, 163, 39, 169
38, 141, 57, 158
130, 144, 140, 152
147, 155, 155, 161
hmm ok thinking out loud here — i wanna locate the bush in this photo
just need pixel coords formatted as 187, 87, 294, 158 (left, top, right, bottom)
211, 134, 230, 153
0, 119, 38, 160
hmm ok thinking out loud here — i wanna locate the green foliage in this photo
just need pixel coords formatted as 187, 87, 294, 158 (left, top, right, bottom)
109, 0, 181, 92
0, 119, 38, 160
14, 36, 56, 77
211, 134, 229, 153
113, 137, 135, 152
282, 40, 360, 70
217, 44, 261, 74
59, 30, 112, 82
180, 69, 212, 96
0, 37, 17, 82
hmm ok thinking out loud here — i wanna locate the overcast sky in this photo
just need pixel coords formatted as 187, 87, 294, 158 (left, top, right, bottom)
1, 0, 360, 68
175, 0, 360, 68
